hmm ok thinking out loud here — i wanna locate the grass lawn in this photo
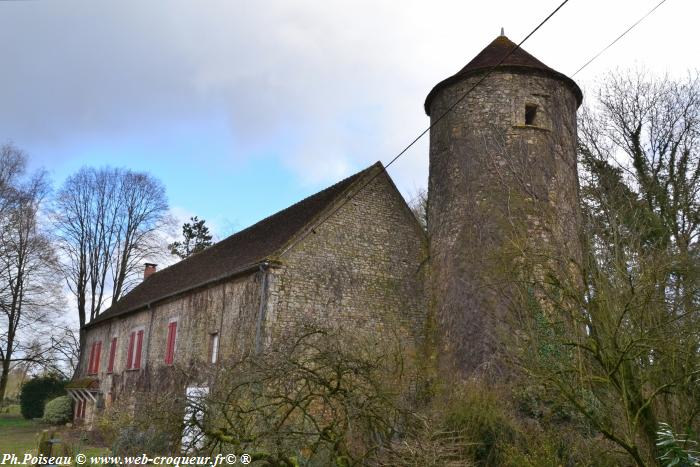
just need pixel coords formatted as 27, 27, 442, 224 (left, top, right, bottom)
0, 405, 42, 456
0, 405, 110, 459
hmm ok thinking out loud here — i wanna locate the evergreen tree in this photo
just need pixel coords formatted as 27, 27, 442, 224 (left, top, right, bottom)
169, 216, 213, 259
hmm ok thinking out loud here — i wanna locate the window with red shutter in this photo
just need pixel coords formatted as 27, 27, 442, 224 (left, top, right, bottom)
87, 343, 95, 374
165, 321, 177, 365
134, 330, 144, 369
93, 341, 102, 373
88, 341, 102, 375
107, 337, 117, 373
126, 332, 135, 369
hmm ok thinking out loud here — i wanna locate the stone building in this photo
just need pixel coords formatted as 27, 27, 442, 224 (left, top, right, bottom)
68, 33, 582, 424
67, 163, 426, 425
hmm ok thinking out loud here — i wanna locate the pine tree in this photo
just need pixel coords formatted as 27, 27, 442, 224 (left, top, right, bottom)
169, 216, 213, 259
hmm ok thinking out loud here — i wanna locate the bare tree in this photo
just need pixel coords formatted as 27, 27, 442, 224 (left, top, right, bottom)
408, 188, 428, 232
43, 325, 81, 379
53, 167, 169, 341
0, 144, 63, 405
197, 323, 411, 465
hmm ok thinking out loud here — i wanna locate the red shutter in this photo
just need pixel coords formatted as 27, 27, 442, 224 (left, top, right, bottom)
165, 321, 177, 365
134, 330, 144, 369
88, 342, 96, 374
76, 400, 84, 420
107, 338, 117, 373
94, 341, 102, 373
126, 332, 135, 369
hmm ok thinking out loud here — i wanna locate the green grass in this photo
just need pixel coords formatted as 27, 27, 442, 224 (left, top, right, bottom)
0, 405, 110, 459
0, 405, 41, 456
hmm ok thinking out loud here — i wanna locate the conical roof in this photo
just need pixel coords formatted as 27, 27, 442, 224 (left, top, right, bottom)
424, 35, 582, 115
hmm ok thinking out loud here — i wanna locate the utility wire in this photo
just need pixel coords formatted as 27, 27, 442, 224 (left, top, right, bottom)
572, 0, 669, 77
282, 0, 571, 254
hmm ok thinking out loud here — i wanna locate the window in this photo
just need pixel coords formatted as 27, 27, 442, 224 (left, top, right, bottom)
525, 104, 538, 125
209, 333, 219, 364
134, 330, 144, 369
88, 341, 101, 375
88, 344, 95, 374
126, 332, 135, 369
107, 337, 118, 373
126, 329, 145, 370
165, 321, 178, 365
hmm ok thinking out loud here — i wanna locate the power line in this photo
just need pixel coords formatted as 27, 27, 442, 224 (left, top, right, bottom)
572, 0, 669, 77
282, 0, 572, 254
383, 0, 571, 174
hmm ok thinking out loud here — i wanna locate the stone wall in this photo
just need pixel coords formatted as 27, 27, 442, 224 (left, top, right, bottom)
267, 168, 427, 349
427, 69, 582, 376
79, 272, 262, 409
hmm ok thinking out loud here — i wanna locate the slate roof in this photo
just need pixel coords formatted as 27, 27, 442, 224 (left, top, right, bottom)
86, 162, 382, 328
424, 35, 582, 115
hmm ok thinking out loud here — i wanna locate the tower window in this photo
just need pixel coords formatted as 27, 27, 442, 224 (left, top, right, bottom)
525, 104, 538, 125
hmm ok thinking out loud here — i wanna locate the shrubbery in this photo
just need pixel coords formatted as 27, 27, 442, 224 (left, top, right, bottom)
43, 396, 73, 425
111, 426, 172, 457
19, 375, 66, 420
97, 387, 185, 456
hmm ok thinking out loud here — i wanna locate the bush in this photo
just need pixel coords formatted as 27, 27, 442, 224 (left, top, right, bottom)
112, 426, 172, 457
441, 383, 519, 465
19, 376, 66, 419
97, 389, 184, 456
43, 396, 73, 425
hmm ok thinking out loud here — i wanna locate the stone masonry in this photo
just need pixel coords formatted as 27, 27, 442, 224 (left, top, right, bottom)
425, 35, 583, 377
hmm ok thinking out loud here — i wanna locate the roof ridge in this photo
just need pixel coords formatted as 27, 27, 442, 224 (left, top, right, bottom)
225, 160, 382, 252
131, 162, 382, 283
271, 161, 384, 259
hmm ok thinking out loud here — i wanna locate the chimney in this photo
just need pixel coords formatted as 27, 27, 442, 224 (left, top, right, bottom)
144, 263, 157, 280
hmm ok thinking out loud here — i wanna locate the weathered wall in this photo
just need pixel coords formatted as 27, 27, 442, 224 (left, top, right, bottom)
427, 69, 582, 376
267, 169, 427, 349
78, 272, 262, 408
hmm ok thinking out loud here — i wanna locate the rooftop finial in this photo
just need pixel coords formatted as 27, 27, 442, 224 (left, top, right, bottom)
500, 27, 505, 36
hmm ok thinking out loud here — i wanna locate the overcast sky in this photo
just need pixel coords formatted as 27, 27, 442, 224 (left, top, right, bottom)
0, 0, 697, 237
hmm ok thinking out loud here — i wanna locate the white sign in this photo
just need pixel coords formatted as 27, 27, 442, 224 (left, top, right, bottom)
181, 386, 209, 453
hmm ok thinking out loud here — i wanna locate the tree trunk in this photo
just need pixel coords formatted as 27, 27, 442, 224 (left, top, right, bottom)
0, 356, 11, 406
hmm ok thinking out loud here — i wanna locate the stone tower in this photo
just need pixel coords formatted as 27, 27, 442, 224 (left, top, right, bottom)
425, 34, 583, 376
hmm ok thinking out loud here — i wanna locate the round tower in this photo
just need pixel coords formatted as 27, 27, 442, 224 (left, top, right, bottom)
425, 34, 583, 377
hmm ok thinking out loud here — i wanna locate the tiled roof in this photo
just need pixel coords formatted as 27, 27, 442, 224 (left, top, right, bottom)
425, 35, 582, 115
86, 162, 382, 328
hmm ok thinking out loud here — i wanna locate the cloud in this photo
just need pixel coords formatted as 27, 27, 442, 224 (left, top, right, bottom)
0, 0, 696, 201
